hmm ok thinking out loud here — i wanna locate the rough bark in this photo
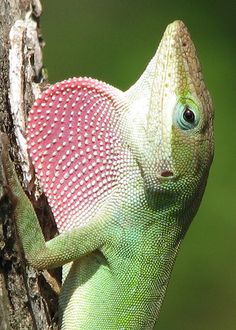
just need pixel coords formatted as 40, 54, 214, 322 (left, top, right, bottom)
0, 1, 60, 329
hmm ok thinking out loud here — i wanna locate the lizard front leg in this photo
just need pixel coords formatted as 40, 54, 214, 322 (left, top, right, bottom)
1, 139, 107, 270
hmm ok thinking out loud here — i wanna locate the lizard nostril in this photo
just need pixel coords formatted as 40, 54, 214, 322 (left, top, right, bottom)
161, 171, 174, 177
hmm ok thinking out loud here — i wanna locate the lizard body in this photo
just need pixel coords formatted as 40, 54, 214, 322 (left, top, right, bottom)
2, 20, 214, 329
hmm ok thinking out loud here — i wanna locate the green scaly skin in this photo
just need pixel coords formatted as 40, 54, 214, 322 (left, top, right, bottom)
2, 21, 214, 329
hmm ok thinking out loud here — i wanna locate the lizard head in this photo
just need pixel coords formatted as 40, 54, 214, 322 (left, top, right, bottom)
125, 20, 214, 201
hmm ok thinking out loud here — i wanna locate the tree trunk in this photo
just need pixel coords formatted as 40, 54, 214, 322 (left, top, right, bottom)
0, 1, 60, 329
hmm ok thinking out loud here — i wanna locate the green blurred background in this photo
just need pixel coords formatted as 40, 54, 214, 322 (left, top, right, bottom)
40, 1, 236, 329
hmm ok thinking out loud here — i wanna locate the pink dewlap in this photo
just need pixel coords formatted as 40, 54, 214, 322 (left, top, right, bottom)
27, 77, 123, 232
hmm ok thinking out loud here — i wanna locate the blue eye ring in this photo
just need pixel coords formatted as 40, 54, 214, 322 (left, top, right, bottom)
175, 101, 200, 131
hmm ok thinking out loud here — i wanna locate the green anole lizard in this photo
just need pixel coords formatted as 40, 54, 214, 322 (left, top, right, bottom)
2, 20, 214, 329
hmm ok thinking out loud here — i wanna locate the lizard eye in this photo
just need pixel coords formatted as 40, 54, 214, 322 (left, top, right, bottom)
175, 102, 200, 130
183, 107, 195, 123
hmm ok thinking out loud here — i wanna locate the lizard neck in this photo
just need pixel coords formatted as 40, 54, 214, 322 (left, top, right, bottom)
99, 164, 205, 328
